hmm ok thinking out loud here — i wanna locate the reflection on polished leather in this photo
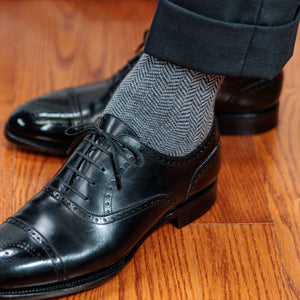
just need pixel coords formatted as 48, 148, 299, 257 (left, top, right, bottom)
0, 115, 221, 299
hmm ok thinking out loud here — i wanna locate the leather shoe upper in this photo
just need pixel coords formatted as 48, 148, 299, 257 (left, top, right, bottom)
6, 54, 141, 149
215, 71, 283, 114
0, 115, 220, 291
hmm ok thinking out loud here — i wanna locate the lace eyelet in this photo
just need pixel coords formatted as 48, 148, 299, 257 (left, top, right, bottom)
101, 167, 106, 172
91, 182, 97, 186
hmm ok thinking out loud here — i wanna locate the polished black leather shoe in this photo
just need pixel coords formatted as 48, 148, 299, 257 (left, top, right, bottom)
4, 53, 283, 155
5, 54, 141, 156
215, 72, 283, 135
0, 115, 220, 299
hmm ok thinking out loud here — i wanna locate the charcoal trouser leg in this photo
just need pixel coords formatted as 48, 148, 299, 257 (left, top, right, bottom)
145, 0, 300, 79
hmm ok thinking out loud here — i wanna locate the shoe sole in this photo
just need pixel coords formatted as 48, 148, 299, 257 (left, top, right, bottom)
0, 180, 217, 300
217, 102, 279, 135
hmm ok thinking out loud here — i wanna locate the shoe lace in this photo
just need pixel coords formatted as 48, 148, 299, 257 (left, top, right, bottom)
47, 122, 144, 201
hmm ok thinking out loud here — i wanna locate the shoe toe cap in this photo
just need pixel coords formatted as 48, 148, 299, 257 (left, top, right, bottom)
7, 91, 75, 141
0, 221, 61, 289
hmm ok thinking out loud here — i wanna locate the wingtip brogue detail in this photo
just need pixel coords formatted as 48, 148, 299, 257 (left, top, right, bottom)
0, 115, 220, 299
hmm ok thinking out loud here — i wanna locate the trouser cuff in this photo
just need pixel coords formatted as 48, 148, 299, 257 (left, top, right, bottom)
145, 0, 299, 79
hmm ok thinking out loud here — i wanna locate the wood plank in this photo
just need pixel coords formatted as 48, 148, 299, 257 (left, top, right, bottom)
0, 1, 19, 220
252, 31, 300, 299
189, 224, 292, 300
253, 88, 300, 299
11, 0, 155, 111
284, 29, 300, 88
197, 135, 272, 224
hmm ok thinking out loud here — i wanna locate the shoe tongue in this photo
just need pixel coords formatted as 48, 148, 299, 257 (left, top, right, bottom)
99, 114, 138, 138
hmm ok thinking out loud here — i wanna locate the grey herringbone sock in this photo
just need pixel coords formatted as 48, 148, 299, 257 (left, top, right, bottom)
105, 53, 224, 157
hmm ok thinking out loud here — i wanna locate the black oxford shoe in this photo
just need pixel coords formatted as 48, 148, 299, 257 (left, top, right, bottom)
0, 115, 220, 299
215, 72, 283, 135
4, 52, 283, 156
5, 54, 141, 156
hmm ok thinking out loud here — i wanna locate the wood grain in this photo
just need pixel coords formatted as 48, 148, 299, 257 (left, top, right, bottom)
251, 30, 300, 299
253, 89, 300, 299
197, 135, 273, 224
103, 226, 199, 300
0, 1, 299, 300
0, 3, 18, 221
189, 224, 292, 300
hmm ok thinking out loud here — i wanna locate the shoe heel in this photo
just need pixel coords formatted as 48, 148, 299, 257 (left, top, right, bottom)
171, 180, 217, 229
217, 102, 279, 135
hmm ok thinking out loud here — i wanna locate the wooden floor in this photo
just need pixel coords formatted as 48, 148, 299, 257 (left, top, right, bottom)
0, 1, 299, 299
